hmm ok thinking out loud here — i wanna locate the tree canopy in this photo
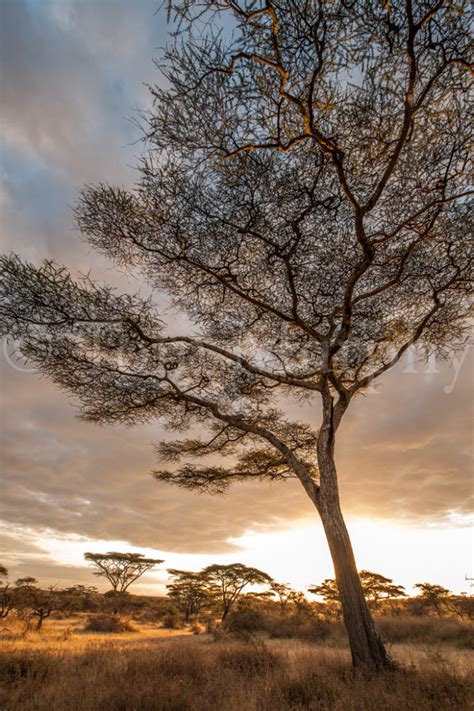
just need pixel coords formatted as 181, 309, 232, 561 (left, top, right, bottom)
309, 571, 406, 608
167, 569, 212, 621
84, 552, 163, 594
202, 563, 274, 620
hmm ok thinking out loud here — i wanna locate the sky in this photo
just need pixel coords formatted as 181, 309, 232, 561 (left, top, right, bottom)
0, 0, 472, 597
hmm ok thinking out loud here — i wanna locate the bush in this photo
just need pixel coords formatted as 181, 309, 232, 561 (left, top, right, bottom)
163, 610, 181, 629
218, 642, 280, 675
191, 622, 206, 635
83, 614, 136, 633
226, 608, 267, 632
266, 614, 333, 642
377, 616, 474, 648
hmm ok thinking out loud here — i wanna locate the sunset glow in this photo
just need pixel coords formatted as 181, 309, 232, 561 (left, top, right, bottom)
3, 517, 472, 597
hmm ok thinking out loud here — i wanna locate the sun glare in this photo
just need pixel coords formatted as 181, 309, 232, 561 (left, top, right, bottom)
227, 518, 473, 595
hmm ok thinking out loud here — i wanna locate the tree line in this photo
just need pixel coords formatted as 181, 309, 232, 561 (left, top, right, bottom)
1, 555, 471, 633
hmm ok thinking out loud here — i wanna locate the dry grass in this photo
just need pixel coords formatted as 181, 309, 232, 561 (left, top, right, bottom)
0, 616, 192, 654
0, 617, 472, 710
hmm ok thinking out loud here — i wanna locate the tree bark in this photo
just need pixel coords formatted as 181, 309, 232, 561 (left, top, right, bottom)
314, 408, 394, 671
318, 486, 394, 670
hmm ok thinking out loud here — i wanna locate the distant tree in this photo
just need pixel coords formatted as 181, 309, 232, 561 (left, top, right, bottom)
63, 584, 99, 595
308, 579, 342, 619
2, 0, 471, 670
84, 552, 163, 594
84, 552, 163, 614
167, 569, 212, 622
309, 572, 406, 612
308, 579, 341, 605
270, 582, 297, 614
13, 578, 59, 631
448, 593, 474, 621
288, 590, 313, 617
0, 565, 12, 619
61, 584, 100, 614
202, 564, 273, 622
414, 582, 451, 617
358, 571, 407, 609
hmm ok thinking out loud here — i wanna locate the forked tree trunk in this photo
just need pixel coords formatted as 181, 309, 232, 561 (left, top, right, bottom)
315, 430, 394, 671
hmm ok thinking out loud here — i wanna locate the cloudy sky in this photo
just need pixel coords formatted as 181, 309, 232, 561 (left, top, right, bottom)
0, 0, 472, 596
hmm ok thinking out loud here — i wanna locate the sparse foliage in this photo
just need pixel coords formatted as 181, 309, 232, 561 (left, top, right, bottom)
201, 563, 273, 621
270, 582, 297, 614
167, 569, 212, 622
13, 578, 60, 631
308, 579, 341, 605
448, 593, 474, 621
359, 571, 407, 608
84, 552, 163, 595
414, 582, 452, 617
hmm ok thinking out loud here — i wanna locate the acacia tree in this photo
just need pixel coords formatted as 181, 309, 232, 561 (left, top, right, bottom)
270, 582, 298, 614
414, 582, 451, 616
167, 569, 212, 621
13, 578, 60, 631
358, 571, 407, 609
61, 585, 100, 614
202, 563, 273, 621
309, 572, 406, 611
84, 552, 163, 609
0, 565, 12, 619
0, 0, 472, 670
308, 579, 341, 605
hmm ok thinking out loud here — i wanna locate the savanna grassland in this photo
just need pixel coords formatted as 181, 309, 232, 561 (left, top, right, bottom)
1, 613, 473, 711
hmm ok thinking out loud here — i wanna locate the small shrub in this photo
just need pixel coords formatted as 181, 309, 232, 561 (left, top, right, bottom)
218, 642, 280, 675
191, 622, 206, 635
83, 614, 136, 633
280, 672, 328, 708
266, 613, 333, 642
163, 610, 181, 629
226, 608, 267, 632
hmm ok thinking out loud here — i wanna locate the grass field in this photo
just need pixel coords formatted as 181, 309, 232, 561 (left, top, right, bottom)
1, 617, 473, 710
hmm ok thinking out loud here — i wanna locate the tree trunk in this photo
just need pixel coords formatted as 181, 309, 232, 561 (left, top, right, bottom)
315, 424, 394, 671
318, 490, 394, 670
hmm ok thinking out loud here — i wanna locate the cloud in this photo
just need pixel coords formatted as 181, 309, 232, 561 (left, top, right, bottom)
0, 0, 160, 183
0, 365, 313, 554
336, 357, 474, 523
1, 354, 472, 562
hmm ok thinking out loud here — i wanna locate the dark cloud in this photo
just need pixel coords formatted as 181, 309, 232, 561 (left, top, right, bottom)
1, 357, 471, 562
336, 358, 473, 523
0, 366, 313, 554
